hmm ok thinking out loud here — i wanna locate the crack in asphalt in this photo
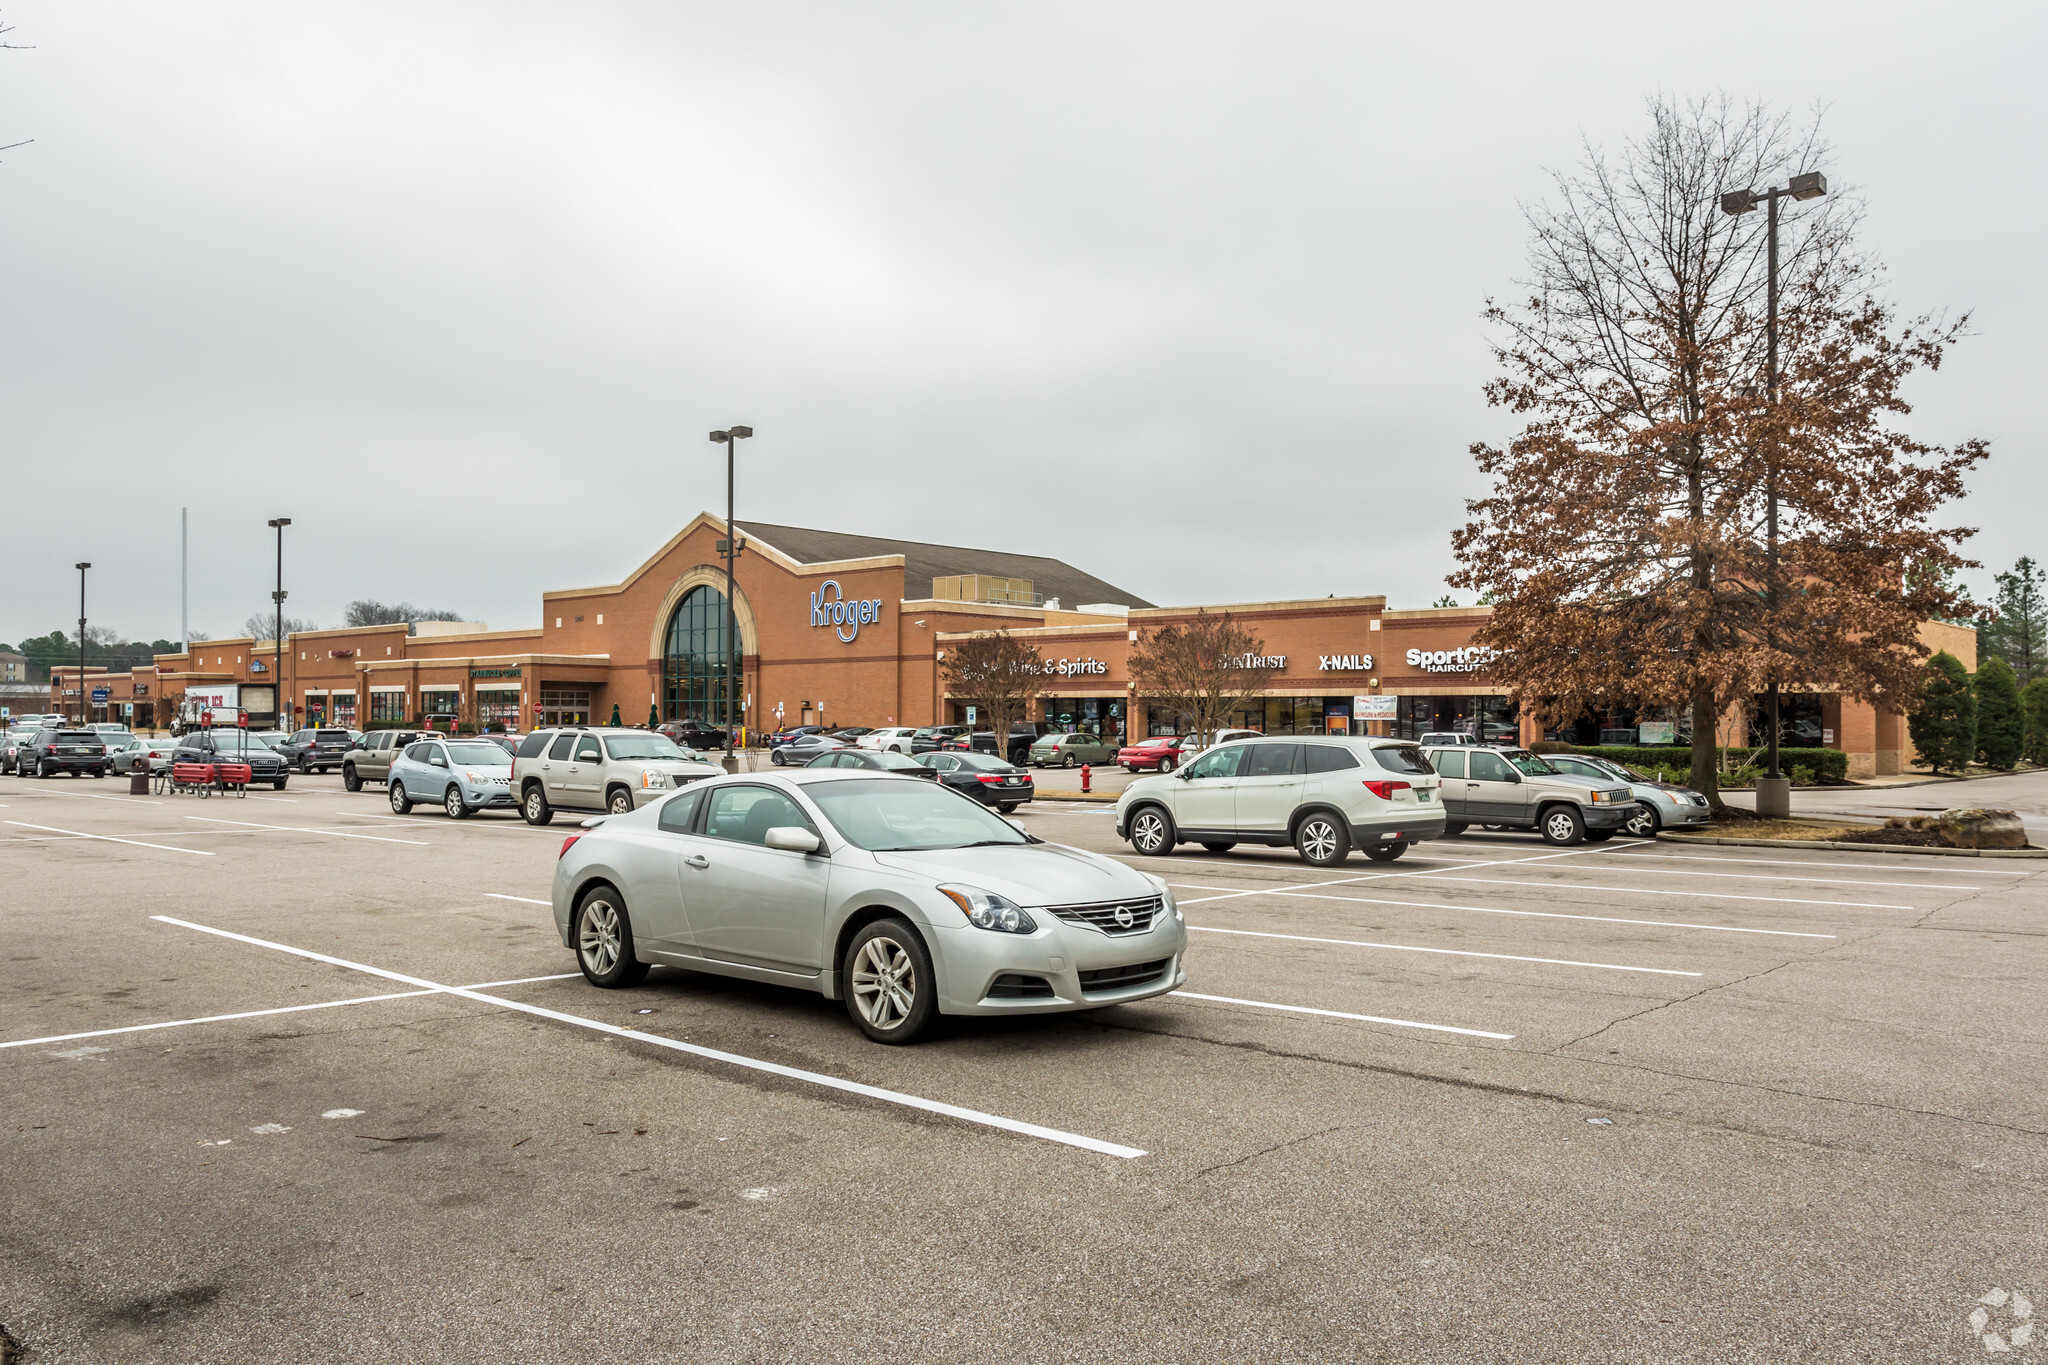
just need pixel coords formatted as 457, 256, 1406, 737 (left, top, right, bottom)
1190, 1124, 1346, 1179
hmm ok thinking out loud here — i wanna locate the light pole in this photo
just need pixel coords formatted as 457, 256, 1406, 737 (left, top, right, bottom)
1719, 170, 1827, 821
75, 562, 91, 725
268, 517, 291, 731
708, 426, 752, 771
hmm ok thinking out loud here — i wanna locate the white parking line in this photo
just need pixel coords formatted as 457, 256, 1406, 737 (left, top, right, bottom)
1511, 862, 1977, 892
1170, 844, 1618, 906
1165, 883, 1836, 938
1402, 875, 1912, 911
151, 916, 1148, 1160
1171, 991, 1516, 1039
1185, 924, 1701, 976
184, 816, 429, 846
0, 973, 581, 1051
3, 820, 216, 856
1609, 848, 2034, 876
487, 893, 550, 905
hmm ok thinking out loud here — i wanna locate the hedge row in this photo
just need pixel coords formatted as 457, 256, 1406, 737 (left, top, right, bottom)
1543, 744, 1850, 784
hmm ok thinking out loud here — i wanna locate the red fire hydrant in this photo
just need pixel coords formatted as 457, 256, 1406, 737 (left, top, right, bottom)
1080, 763, 1092, 793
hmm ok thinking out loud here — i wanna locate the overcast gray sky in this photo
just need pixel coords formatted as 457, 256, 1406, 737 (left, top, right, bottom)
2, 2, 2040, 645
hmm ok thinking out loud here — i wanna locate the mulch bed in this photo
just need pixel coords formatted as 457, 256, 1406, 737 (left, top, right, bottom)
1832, 827, 1953, 848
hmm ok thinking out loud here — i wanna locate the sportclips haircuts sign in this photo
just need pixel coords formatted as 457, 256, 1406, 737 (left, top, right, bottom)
1406, 646, 1499, 674
809, 581, 885, 643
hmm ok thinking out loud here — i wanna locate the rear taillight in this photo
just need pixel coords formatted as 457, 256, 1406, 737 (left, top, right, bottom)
558, 833, 583, 859
976, 773, 1003, 783
1362, 779, 1411, 800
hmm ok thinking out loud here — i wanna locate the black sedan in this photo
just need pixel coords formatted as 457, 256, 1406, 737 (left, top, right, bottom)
768, 732, 849, 766
18, 730, 109, 778
173, 730, 292, 789
658, 720, 728, 749
915, 750, 1034, 811
805, 749, 940, 780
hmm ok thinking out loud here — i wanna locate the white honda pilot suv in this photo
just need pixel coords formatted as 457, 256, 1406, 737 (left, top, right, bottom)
1114, 736, 1446, 865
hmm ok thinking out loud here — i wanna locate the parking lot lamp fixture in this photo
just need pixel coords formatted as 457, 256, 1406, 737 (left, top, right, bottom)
708, 426, 753, 770
268, 518, 291, 730
75, 562, 91, 725
1718, 170, 1826, 821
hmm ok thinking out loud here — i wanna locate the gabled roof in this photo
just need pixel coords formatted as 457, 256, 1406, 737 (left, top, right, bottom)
736, 521, 1155, 610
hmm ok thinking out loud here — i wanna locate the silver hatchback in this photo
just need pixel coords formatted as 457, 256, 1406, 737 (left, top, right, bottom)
552, 770, 1188, 1043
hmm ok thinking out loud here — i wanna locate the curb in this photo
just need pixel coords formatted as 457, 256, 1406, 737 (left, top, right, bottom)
1036, 794, 1121, 805
1658, 832, 2048, 858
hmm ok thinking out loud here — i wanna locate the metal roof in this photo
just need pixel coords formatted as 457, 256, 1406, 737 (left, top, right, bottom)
735, 521, 1155, 610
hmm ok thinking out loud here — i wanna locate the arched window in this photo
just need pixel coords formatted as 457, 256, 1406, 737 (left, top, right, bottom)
663, 586, 739, 726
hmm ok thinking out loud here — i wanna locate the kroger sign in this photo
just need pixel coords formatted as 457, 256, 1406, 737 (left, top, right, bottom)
810, 580, 885, 643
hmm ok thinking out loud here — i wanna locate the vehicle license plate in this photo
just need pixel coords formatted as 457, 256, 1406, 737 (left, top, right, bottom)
1419, 790, 1433, 802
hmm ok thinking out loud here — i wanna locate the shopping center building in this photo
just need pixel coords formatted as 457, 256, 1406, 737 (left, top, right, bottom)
64, 513, 1969, 779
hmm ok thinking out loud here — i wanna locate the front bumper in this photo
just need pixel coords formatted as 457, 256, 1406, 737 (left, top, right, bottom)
1655, 800, 1711, 828
464, 784, 516, 808
1585, 803, 1633, 830
931, 912, 1188, 1016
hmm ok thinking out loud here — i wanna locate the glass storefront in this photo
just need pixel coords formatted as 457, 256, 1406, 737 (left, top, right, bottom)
369, 690, 408, 723
1140, 697, 1357, 736
540, 687, 591, 727
1747, 693, 1827, 748
476, 687, 522, 730
331, 691, 356, 728
421, 688, 461, 719
1041, 697, 1123, 737
663, 585, 740, 728
1395, 694, 1517, 742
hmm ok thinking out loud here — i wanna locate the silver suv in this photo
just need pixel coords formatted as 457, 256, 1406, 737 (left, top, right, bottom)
1421, 745, 1638, 845
513, 727, 722, 824
1115, 736, 1447, 866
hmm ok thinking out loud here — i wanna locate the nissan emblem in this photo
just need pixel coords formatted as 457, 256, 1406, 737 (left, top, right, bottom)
1112, 905, 1135, 929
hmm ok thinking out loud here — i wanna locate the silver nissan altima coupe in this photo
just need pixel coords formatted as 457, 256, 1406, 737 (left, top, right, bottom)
551, 768, 1188, 1043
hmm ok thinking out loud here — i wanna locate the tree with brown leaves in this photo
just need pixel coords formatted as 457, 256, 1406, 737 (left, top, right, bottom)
940, 631, 1044, 749
1128, 611, 1272, 745
1450, 96, 1984, 806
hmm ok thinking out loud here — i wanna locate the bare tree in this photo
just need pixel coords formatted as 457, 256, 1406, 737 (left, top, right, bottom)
941, 632, 1044, 749
1451, 96, 1983, 806
344, 600, 466, 631
1128, 611, 1272, 745
243, 612, 318, 641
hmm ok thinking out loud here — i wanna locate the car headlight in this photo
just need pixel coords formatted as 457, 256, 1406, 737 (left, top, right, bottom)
938, 884, 1037, 934
641, 770, 669, 789
1143, 872, 1181, 921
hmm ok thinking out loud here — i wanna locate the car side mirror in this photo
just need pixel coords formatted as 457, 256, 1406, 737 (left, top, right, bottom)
765, 826, 822, 854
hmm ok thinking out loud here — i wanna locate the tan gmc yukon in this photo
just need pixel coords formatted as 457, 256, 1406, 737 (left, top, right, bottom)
1420, 745, 1640, 845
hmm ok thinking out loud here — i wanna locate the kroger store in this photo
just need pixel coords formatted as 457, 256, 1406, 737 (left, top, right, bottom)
80, 514, 1966, 779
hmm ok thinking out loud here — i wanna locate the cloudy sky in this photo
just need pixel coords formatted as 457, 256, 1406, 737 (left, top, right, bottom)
2, 2, 2040, 645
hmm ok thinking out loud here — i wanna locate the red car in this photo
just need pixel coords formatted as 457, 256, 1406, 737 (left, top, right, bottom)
1118, 735, 1198, 773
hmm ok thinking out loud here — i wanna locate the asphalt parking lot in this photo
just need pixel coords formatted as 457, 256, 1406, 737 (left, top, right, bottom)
4, 771, 2044, 1362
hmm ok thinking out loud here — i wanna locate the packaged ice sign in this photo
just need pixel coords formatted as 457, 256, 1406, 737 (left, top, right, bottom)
809, 580, 884, 644
1406, 646, 1498, 674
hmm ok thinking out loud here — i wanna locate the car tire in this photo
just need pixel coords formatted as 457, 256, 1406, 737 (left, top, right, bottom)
1294, 812, 1350, 866
1123, 763, 1136, 773
1160, 756, 1177, 773
1128, 804, 1175, 856
843, 918, 936, 1045
1364, 841, 1409, 862
1584, 829, 1614, 843
273, 779, 288, 790
1200, 841, 1236, 853
1062, 753, 1077, 769
521, 784, 553, 826
343, 764, 362, 792
1540, 805, 1586, 846
389, 781, 411, 814
298, 757, 311, 774
37, 759, 50, 779
1624, 805, 1661, 838
606, 786, 633, 816
998, 803, 1020, 814
573, 886, 649, 988
1442, 822, 1468, 837
444, 785, 471, 819
93, 768, 106, 779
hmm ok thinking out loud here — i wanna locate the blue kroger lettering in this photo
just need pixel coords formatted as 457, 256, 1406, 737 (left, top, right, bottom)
809, 580, 884, 644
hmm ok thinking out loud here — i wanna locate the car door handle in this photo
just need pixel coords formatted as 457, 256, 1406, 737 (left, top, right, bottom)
683, 854, 709, 869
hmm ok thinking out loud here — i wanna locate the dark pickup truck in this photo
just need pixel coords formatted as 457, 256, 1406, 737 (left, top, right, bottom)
275, 727, 357, 774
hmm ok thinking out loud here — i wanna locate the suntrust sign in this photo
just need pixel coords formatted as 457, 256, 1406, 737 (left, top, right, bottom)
1406, 645, 1498, 674
809, 580, 885, 644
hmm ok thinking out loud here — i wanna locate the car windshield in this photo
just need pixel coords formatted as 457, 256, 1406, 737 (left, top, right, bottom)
210, 732, 267, 754
808, 778, 1029, 851
603, 735, 689, 761
1504, 750, 1558, 776
445, 742, 511, 765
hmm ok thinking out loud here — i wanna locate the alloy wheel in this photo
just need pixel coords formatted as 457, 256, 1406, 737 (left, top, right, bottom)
578, 899, 622, 976
445, 786, 466, 819
609, 789, 632, 815
1131, 809, 1170, 855
1298, 818, 1341, 863
1625, 806, 1660, 838
849, 936, 916, 1030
